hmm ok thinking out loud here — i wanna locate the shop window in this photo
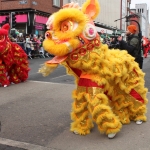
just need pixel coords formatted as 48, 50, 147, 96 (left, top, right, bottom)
15, 23, 26, 34
53, 0, 60, 7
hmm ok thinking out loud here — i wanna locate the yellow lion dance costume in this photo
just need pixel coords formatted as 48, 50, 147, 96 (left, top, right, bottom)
39, 0, 148, 139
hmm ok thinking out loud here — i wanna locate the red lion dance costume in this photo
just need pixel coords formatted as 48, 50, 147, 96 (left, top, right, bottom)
143, 37, 150, 58
0, 24, 29, 87
39, 0, 148, 139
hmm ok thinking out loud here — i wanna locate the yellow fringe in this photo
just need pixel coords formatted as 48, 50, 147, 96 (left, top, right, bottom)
38, 63, 58, 77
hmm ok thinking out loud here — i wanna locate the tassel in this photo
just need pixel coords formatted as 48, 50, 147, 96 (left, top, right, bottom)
38, 63, 58, 77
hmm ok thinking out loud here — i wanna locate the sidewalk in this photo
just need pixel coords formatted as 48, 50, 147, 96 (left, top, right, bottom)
0, 81, 150, 150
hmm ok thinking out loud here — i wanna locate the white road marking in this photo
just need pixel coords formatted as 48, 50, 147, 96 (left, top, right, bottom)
28, 80, 75, 86
0, 137, 54, 150
28, 80, 149, 93
48, 74, 68, 80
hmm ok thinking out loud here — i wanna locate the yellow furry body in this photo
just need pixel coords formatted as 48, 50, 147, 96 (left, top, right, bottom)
60, 42, 148, 135
40, 41, 148, 135
39, 0, 148, 137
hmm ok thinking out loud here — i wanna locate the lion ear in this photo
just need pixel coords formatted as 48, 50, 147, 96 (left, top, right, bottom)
82, 0, 100, 20
2, 23, 10, 31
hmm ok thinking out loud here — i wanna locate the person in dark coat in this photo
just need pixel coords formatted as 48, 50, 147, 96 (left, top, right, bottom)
117, 25, 143, 69
17, 35, 26, 52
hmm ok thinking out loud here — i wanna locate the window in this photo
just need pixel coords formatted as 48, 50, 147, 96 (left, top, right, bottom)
53, 0, 60, 7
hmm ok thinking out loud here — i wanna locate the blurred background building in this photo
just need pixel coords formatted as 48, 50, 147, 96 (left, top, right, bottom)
63, 0, 131, 36
0, 0, 63, 35
130, 3, 149, 38
63, 0, 150, 39
0, 0, 149, 39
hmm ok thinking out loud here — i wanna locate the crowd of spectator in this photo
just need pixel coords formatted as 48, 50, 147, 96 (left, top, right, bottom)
9, 33, 52, 59
101, 36, 120, 49
9, 31, 150, 60
101, 35, 150, 56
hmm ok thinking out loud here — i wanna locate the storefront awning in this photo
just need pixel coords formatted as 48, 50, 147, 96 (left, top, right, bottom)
0, 16, 7, 23
95, 26, 113, 34
0, 14, 27, 24
35, 15, 48, 24
16, 14, 27, 23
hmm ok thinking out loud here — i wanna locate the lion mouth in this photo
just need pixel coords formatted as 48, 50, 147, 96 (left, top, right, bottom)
77, 36, 85, 45
53, 39, 70, 44
52, 35, 70, 45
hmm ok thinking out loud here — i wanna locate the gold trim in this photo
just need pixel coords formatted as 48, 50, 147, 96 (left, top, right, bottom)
0, 42, 10, 55
77, 86, 104, 95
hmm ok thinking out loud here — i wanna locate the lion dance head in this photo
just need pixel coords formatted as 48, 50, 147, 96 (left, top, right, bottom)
43, 0, 100, 57
0, 24, 10, 53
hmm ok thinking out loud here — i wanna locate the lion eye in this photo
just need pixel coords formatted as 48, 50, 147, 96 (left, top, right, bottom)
0, 35, 5, 41
45, 32, 51, 39
60, 21, 73, 32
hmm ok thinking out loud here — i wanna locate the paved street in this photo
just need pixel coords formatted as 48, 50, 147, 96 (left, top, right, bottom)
0, 55, 150, 150
142, 56, 150, 91
28, 57, 74, 85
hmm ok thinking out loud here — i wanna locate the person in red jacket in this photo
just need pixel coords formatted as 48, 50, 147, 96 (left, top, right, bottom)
143, 37, 149, 58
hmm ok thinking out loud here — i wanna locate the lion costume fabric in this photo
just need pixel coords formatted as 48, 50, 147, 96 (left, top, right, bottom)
0, 24, 29, 87
39, 0, 148, 138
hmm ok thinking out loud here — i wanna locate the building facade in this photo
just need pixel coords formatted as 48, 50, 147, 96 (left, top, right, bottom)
134, 3, 149, 38
0, 0, 63, 35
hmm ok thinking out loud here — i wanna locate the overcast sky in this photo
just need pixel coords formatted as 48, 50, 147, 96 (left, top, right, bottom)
130, 0, 150, 9
130, 0, 150, 21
